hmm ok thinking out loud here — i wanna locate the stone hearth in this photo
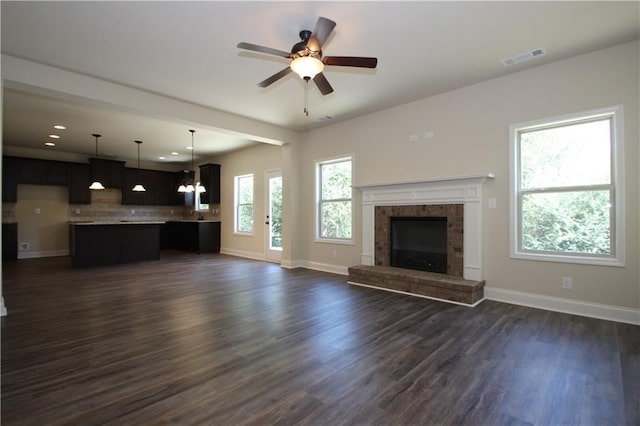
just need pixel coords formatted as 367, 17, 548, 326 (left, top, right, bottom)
351, 174, 494, 306
348, 265, 485, 306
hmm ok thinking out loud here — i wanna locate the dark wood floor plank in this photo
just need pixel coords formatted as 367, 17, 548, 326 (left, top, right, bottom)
2, 253, 638, 425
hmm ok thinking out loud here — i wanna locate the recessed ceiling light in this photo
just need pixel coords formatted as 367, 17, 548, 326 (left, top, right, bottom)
53, 125, 66, 130
171, 152, 179, 155
45, 142, 56, 147
49, 134, 61, 139
159, 156, 166, 160
186, 146, 194, 150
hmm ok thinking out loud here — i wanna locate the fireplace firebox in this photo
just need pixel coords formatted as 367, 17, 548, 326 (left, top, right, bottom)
390, 216, 448, 274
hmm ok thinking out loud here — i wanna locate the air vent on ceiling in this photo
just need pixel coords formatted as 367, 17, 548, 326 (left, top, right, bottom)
314, 115, 334, 123
501, 47, 546, 66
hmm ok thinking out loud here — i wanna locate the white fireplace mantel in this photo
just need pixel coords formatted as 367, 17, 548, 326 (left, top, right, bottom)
354, 173, 495, 281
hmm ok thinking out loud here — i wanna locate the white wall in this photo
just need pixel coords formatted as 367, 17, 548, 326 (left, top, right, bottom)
15, 185, 70, 258
210, 143, 283, 260
295, 41, 639, 312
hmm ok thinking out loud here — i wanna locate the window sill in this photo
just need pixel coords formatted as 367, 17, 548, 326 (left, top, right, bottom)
510, 251, 624, 267
315, 238, 355, 246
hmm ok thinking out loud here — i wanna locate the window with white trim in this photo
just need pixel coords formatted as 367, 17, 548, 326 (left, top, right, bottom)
316, 156, 353, 242
234, 174, 254, 234
510, 106, 624, 266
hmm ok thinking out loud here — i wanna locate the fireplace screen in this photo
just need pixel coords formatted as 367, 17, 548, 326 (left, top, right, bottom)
390, 216, 447, 274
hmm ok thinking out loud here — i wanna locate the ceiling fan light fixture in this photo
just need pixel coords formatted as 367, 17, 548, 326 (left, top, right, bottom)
291, 56, 324, 80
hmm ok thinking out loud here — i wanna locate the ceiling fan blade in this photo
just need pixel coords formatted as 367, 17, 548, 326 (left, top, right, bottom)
237, 42, 291, 58
313, 72, 334, 95
257, 67, 293, 88
307, 17, 336, 52
323, 56, 378, 68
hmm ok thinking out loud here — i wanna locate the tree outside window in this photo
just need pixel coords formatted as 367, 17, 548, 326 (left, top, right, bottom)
317, 157, 352, 241
235, 174, 254, 234
511, 106, 624, 266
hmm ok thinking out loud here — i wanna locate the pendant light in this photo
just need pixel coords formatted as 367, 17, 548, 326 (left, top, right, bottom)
89, 133, 105, 190
132, 140, 146, 192
177, 129, 205, 193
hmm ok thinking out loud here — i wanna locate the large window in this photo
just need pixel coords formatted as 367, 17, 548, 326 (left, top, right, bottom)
316, 156, 353, 242
510, 106, 624, 266
234, 174, 254, 234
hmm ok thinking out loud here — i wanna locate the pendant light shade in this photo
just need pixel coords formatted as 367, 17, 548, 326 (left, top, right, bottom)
177, 129, 205, 194
132, 140, 146, 192
89, 133, 105, 190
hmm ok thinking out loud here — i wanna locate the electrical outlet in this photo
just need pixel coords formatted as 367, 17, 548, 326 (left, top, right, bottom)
332, 250, 338, 258
562, 277, 573, 290
131, 209, 135, 214
35, 208, 41, 214
19, 242, 29, 251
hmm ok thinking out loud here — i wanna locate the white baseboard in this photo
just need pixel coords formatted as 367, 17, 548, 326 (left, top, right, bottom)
219, 247, 265, 261
485, 286, 640, 325
299, 260, 349, 276
18, 249, 69, 259
280, 259, 304, 269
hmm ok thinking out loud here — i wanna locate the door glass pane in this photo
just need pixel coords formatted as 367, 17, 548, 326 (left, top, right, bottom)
269, 176, 283, 250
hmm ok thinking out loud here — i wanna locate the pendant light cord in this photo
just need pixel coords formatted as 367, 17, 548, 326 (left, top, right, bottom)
190, 129, 195, 183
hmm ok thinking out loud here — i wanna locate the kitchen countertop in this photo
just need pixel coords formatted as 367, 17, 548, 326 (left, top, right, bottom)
69, 221, 166, 225
69, 220, 220, 225
168, 220, 221, 223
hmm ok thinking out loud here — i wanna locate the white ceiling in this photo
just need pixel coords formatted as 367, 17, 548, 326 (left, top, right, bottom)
2, 1, 639, 167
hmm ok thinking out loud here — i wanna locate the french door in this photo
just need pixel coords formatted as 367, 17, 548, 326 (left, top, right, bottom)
265, 170, 282, 263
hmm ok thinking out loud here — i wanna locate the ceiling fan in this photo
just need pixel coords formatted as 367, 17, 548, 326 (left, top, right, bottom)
237, 17, 377, 103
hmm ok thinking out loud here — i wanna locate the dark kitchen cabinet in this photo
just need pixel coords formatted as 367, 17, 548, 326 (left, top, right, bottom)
16, 157, 70, 186
199, 163, 221, 205
123, 169, 175, 206
89, 158, 125, 189
46, 161, 71, 186
2, 157, 18, 202
69, 164, 91, 204
2, 222, 17, 261
166, 221, 220, 253
122, 168, 145, 205
17, 158, 47, 185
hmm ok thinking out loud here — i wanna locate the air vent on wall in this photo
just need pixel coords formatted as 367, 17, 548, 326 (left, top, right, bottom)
501, 47, 546, 66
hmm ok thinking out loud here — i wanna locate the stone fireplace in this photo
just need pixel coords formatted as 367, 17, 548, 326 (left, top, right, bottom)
356, 174, 494, 281
376, 204, 463, 276
349, 175, 493, 305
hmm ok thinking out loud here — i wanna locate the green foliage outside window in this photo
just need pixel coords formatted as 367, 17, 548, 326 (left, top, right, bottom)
319, 159, 352, 240
270, 177, 283, 248
236, 175, 254, 233
518, 118, 613, 255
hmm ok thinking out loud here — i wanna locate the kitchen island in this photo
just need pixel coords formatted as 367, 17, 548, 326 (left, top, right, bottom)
69, 222, 163, 268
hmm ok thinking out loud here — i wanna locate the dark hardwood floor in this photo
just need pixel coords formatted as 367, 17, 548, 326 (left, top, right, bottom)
2, 252, 638, 425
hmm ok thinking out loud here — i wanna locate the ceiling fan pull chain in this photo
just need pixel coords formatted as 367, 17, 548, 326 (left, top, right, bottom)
304, 77, 310, 116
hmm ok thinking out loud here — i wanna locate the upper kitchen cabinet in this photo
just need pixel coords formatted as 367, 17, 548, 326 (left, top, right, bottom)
45, 161, 71, 186
123, 169, 177, 206
17, 157, 48, 184
17, 158, 71, 186
2, 156, 18, 202
89, 158, 125, 189
69, 163, 91, 204
199, 163, 221, 204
